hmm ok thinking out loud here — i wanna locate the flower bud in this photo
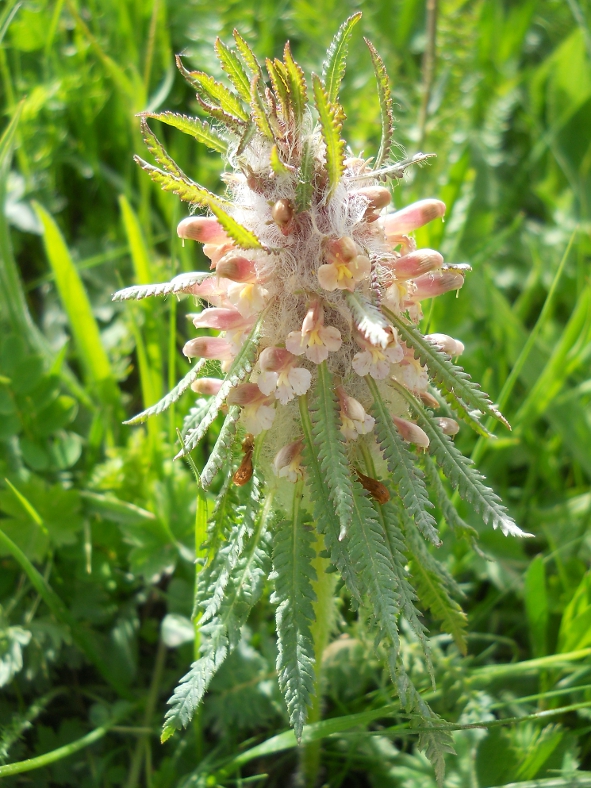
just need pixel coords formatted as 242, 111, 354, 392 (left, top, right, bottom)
216, 254, 258, 283
271, 199, 294, 229
259, 346, 294, 372
425, 333, 465, 357
182, 336, 234, 360
436, 417, 460, 436
419, 391, 440, 410
177, 216, 228, 244
325, 236, 358, 264
273, 439, 304, 482
392, 416, 430, 449
190, 377, 223, 396
389, 249, 443, 281
192, 307, 249, 330
203, 241, 236, 268
353, 186, 391, 221
227, 382, 266, 406
412, 271, 465, 301
381, 199, 446, 239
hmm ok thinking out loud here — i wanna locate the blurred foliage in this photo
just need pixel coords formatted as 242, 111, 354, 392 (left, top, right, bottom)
1, 0, 591, 785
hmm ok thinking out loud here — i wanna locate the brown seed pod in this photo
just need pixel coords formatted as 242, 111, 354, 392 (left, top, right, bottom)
356, 469, 390, 504
233, 434, 255, 486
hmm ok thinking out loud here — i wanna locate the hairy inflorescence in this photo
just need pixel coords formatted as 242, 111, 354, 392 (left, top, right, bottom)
113, 14, 526, 781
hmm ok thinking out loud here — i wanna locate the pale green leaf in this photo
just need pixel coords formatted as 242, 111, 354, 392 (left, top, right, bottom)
214, 37, 252, 102
321, 12, 362, 104
364, 39, 394, 169
312, 74, 345, 198
140, 111, 228, 154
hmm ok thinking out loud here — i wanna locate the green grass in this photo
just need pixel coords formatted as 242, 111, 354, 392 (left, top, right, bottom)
1, 0, 591, 786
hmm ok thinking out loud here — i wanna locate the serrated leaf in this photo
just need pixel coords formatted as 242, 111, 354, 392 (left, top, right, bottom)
134, 156, 229, 208
215, 38, 252, 102
382, 305, 510, 431
233, 29, 264, 81
299, 395, 362, 603
177, 313, 263, 457
393, 383, 528, 538
309, 361, 354, 538
321, 12, 362, 104
208, 202, 266, 251
141, 111, 228, 154
422, 453, 478, 542
364, 39, 394, 169
179, 62, 249, 123
200, 406, 241, 489
140, 118, 186, 178
345, 291, 389, 349
366, 376, 439, 545
270, 144, 290, 175
249, 75, 274, 140
270, 502, 317, 740
267, 59, 291, 121
122, 359, 207, 425
312, 74, 345, 199
194, 95, 246, 133
112, 272, 212, 302
283, 42, 307, 125
295, 137, 315, 213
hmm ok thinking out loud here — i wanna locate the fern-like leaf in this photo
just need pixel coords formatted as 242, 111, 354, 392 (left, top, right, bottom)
140, 118, 186, 178
208, 202, 267, 251
345, 291, 390, 349
295, 137, 315, 213
266, 59, 291, 122
383, 305, 510, 431
321, 12, 362, 104
270, 501, 317, 740
233, 29, 265, 82
250, 75, 274, 140
364, 39, 394, 169
177, 314, 263, 457
422, 453, 478, 542
180, 65, 249, 123
299, 395, 362, 603
140, 111, 228, 154
112, 272, 212, 302
366, 377, 439, 545
214, 37, 252, 102
270, 144, 290, 176
122, 359, 207, 425
134, 156, 230, 208
283, 43, 307, 125
309, 361, 354, 538
393, 382, 528, 537
312, 74, 345, 199
200, 406, 241, 489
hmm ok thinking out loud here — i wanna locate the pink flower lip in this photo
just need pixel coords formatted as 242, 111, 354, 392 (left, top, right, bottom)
216, 254, 258, 283
386, 249, 443, 282
203, 241, 237, 268
411, 271, 465, 301
182, 336, 235, 360
381, 199, 446, 238
192, 307, 251, 331
177, 216, 228, 244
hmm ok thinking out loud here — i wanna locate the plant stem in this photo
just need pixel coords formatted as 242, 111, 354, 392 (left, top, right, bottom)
300, 530, 336, 787
418, 0, 438, 148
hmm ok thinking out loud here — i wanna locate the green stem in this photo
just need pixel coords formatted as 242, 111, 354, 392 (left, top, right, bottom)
300, 530, 336, 787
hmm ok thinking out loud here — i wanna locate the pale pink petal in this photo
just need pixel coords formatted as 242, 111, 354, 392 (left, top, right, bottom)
306, 343, 329, 364
340, 417, 358, 441
286, 331, 307, 356
393, 416, 430, 448
255, 404, 276, 432
360, 414, 375, 434
257, 371, 278, 396
384, 342, 404, 364
288, 367, 311, 396
319, 325, 342, 352
350, 255, 371, 282
317, 264, 339, 291
371, 357, 391, 380
352, 351, 372, 376
182, 336, 234, 360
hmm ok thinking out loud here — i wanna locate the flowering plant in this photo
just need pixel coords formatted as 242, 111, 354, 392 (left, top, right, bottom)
113, 14, 525, 780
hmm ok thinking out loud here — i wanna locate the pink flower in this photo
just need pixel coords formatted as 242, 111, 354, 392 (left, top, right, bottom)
216, 253, 258, 283
203, 241, 237, 268
436, 417, 460, 436
352, 330, 404, 380
392, 416, 430, 449
391, 349, 429, 393
285, 300, 342, 364
382, 249, 443, 284
425, 333, 465, 357
350, 186, 391, 221
177, 216, 228, 245
182, 336, 235, 362
226, 282, 269, 318
273, 439, 304, 482
227, 383, 276, 435
337, 387, 375, 440
191, 307, 255, 350
317, 237, 371, 292
408, 270, 465, 302
381, 199, 446, 240
190, 377, 223, 396
257, 347, 311, 405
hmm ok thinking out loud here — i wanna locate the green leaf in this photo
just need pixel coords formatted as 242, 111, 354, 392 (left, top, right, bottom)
270, 497, 317, 740
524, 555, 548, 657
295, 137, 315, 213
312, 74, 345, 199
32, 203, 116, 390
422, 454, 478, 542
112, 272, 212, 302
123, 359, 207, 424
249, 75, 274, 140
394, 382, 527, 538
308, 361, 354, 538
178, 314, 263, 457
208, 202, 266, 250
283, 43, 307, 125
345, 291, 390, 349
558, 570, 591, 653
200, 406, 241, 489
270, 144, 290, 176
321, 12, 362, 104
214, 37, 252, 103
298, 395, 363, 604
267, 59, 291, 121
133, 156, 230, 208
176, 60, 249, 123
140, 117, 186, 179
366, 376, 439, 545
383, 305, 510, 432
140, 111, 228, 154
232, 29, 264, 82
364, 39, 394, 169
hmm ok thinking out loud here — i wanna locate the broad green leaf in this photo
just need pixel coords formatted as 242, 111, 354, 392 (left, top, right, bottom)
559, 571, 591, 653
312, 74, 345, 199
321, 12, 362, 104
140, 111, 228, 154
214, 37, 252, 102
365, 39, 394, 169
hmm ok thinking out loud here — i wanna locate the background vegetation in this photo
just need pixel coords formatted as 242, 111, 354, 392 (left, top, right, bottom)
1, 0, 590, 785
